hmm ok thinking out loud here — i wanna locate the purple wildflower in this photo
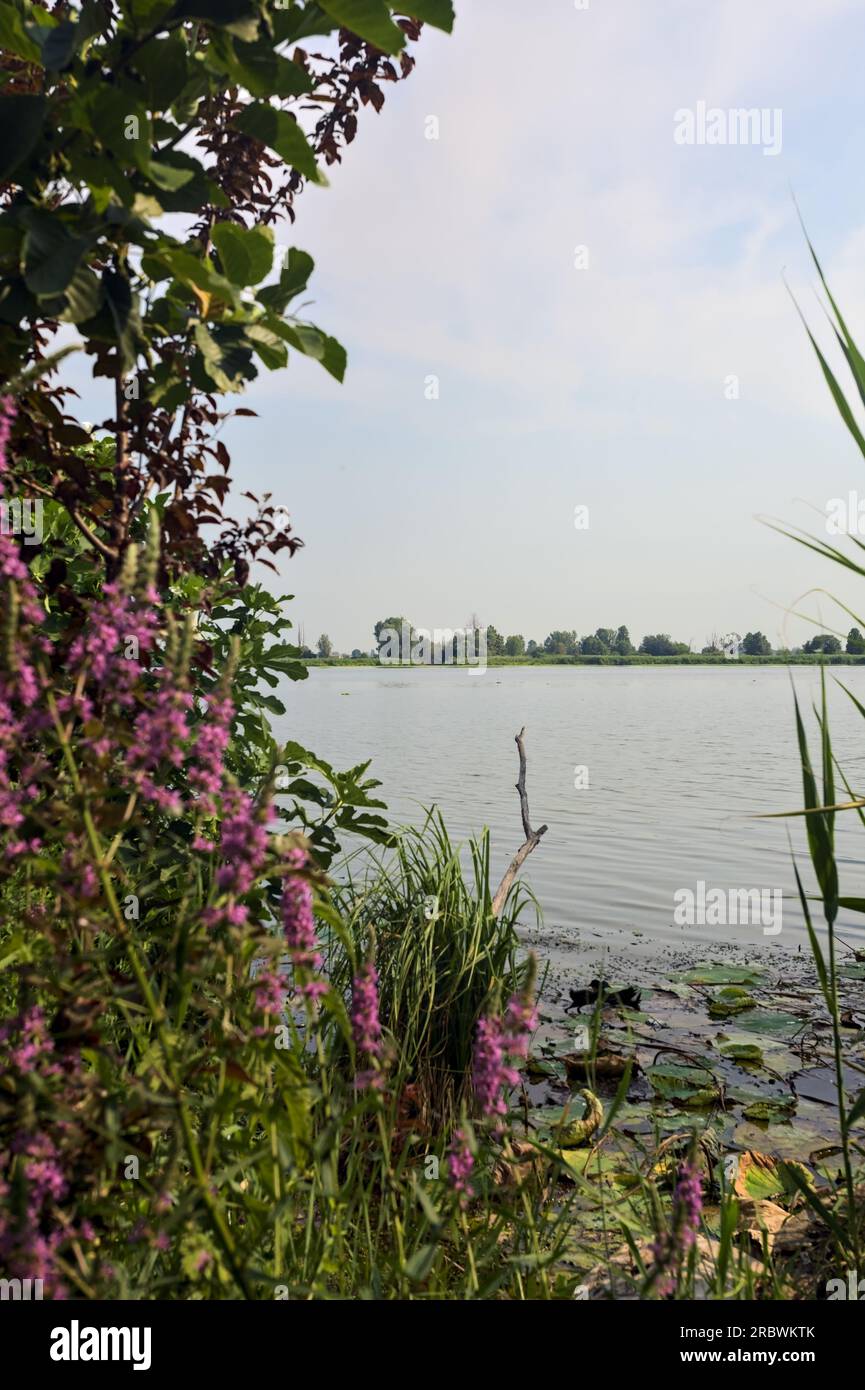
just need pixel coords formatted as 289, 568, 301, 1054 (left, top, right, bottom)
281, 851, 322, 972
471, 984, 538, 1122
67, 583, 160, 706
128, 672, 192, 812
215, 785, 270, 896
503, 990, 539, 1057
0, 1006, 60, 1076
650, 1159, 703, 1297
351, 961, 383, 1058
350, 958, 385, 1089
446, 1128, 475, 1206
189, 688, 234, 816
253, 966, 286, 1016
472, 1015, 518, 1118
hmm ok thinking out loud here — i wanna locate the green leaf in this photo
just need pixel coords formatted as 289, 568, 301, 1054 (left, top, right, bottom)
31, 17, 80, 70
193, 322, 257, 392
270, 318, 346, 380
168, 0, 261, 41
736, 1010, 805, 1039
718, 1042, 764, 1064
788, 279, 865, 461
102, 269, 143, 373
147, 160, 197, 192
0, 96, 47, 182
0, 7, 41, 62
741, 1097, 795, 1123
318, 0, 405, 53
793, 688, 838, 925
146, 152, 229, 214
399, 0, 455, 30
78, 88, 153, 171
680, 963, 765, 986
258, 248, 314, 312
646, 1063, 720, 1108
708, 987, 756, 1019
147, 246, 237, 304
132, 36, 193, 110
318, 332, 347, 382
20, 209, 90, 297
209, 34, 314, 98
233, 103, 323, 181
244, 323, 288, 370
211, 222, 274, 287
61, 264, 104, 323
404, 1243, 438, 1283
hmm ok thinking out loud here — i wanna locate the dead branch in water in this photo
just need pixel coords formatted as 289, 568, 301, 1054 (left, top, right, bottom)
490, 727, 548, 919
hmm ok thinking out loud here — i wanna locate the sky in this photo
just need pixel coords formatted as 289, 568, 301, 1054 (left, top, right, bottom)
73, 0, 865, 653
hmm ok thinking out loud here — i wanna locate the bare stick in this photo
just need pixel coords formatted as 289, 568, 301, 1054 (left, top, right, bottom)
490, 727, 548, 918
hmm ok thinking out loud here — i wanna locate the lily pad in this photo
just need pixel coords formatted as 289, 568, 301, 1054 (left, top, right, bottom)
559, 1147, 638, 1187
741, 1097, 797, 1123
727, 1150, 813, 1200
657, 980, 693, 1001
525, 1056, 562, 1082
680, 964, 766, 986
736, 1011, 805, 1040
708, 987, 757, 1019
718, 1042, 764, 1065
647, 1063, 721, 1109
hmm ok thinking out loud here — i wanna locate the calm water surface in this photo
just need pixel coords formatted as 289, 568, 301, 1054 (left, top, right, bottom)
274, 666, 865, 950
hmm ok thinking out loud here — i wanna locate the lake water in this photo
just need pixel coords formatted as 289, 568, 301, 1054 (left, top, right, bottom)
274, 665, 865, 952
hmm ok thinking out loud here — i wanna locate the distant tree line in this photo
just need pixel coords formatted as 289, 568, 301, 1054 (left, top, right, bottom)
307, 623, 865, 660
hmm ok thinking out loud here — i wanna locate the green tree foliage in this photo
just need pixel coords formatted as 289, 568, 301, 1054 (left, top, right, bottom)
317, 633, 333, 657
544, 629, 578, 655
741, 631, 772, 655
847, 627, 865, 653
639, 633, 690, 656
803, 633, 842, 654
375, 616, 414, 651
0, 0, 452, 581
484, 624, 504, 656
504, 633, 525, 656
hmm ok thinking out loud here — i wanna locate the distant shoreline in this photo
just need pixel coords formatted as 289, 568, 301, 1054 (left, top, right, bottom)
305, 653, 865, 668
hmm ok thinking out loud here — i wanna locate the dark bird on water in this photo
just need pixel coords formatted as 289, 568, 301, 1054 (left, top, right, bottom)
568, 979, 641, 1010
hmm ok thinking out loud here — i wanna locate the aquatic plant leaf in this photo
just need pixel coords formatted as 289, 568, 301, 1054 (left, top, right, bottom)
708, 987, 757, 1019
736, 1011, 805, 1039
680, 964, 765, 986
718, 1042, 764, 1064
732, 1150, 813, 1200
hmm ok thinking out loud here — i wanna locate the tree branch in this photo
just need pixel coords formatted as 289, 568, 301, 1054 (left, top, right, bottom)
67, 507, 118, 562
490, 726, 548, 919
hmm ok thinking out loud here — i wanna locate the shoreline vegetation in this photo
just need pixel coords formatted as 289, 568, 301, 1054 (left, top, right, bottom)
306, 653, 865, 667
